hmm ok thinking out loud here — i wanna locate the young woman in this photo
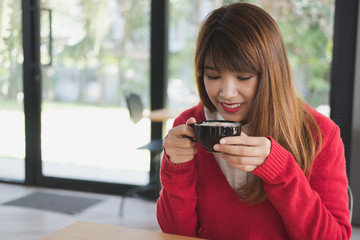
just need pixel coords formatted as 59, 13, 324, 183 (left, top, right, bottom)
156, 3, 351, 239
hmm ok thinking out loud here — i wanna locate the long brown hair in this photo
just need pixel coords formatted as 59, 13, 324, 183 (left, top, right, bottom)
195, 3, 322, 202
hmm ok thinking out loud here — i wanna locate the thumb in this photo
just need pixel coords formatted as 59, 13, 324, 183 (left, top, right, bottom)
186, 117, 196, 125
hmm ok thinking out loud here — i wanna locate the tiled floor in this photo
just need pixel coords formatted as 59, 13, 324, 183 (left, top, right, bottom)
0, 182, 359, 240
0, 182, 160, 240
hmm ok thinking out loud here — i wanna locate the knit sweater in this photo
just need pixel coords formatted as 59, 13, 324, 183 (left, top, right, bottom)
156, 103, 352, 240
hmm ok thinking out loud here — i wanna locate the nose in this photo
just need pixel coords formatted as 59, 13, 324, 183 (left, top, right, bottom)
220, 78, 237, 98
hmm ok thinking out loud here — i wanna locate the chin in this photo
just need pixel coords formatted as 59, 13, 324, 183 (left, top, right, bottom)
222, 114, 243, 122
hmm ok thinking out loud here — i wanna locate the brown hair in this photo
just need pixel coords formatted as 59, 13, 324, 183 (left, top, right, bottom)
195, 3, 322, 202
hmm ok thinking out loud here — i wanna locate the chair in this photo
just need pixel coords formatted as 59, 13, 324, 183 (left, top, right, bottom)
349, 184, 353, 224
125, 93, 163, 152
119, 93, 163, 217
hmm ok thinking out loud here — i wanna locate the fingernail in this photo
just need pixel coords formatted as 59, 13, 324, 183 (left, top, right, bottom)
214, 144, 220, 151
220, 139, 226, 144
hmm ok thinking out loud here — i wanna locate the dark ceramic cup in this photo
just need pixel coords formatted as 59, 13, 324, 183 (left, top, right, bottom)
189, 120, 242, 152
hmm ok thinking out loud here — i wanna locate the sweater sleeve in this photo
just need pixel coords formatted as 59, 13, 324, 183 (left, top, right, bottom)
156, 155, 199, 237
156, 112, 200, 237
253, 126, 352, 240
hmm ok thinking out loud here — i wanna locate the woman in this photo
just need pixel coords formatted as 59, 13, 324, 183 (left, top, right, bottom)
156, 3, 351, 239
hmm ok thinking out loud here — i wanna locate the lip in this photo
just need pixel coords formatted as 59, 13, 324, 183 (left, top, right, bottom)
220, 102, 243, 113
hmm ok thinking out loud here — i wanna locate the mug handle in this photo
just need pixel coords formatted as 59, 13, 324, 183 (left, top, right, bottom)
186, 123, 197, 142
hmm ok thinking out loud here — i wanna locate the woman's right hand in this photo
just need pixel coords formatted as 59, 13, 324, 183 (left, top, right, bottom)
163, 117, 198, 164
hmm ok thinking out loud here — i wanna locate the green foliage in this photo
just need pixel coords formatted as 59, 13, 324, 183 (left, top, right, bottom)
266, 0, 335, 107
0, 0, 334, 109
168, 0, 335, 108
0, 0, 22, 100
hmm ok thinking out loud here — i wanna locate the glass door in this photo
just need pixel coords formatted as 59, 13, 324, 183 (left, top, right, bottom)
39, 0, 151, 185
0, 0, 25, 182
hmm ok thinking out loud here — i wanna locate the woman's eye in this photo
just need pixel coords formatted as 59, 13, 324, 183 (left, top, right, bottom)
237, 76, 252, 81
206, 74, 220, 80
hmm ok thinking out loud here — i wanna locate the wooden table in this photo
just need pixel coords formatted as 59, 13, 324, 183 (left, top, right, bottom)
146, 108, 185, 122
41, 221, 202, 240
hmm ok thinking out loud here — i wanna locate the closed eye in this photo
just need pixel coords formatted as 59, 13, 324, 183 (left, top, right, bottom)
237, 76, 253, 81
206, 74, 220, 80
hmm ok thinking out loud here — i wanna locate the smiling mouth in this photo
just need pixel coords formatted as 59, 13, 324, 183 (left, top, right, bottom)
220, 102, 244, 113
222, 103, 242, 109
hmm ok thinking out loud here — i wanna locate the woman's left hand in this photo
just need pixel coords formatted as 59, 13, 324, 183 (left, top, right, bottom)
213, 132, 271, 172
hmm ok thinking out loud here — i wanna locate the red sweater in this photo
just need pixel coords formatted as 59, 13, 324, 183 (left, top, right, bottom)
156, 103, 352, 240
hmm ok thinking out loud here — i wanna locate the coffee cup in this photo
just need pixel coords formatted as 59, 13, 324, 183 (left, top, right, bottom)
189, 120, 242, 152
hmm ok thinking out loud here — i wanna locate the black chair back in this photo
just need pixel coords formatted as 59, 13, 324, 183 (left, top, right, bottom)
126, 93, 143, 124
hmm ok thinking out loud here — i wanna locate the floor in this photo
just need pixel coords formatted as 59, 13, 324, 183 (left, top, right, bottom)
0, 182, 359, 240
0, 182, 160, 240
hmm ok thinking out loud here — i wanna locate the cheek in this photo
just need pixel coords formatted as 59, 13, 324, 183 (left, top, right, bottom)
248, 89, 257, 102
204, 81, 216, 99
244, 81, 258, 102
251, 87, 258, 102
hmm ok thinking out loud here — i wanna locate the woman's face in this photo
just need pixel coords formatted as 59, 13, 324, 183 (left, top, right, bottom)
203, 57, 259, 122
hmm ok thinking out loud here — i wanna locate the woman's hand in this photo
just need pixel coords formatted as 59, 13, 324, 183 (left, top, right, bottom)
213, 132, 271, 172
163, 117, 198, 164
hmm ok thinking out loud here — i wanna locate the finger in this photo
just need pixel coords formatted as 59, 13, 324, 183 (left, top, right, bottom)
173, 146, 197, 156
167, 135, 195, 149
217, 153, 263, 166
214, 144, 262, 157
169, 124, 195, 139
164, 138, 197, 161
167, 137, 197, 151
186, 117, 196, 125
219, 135, 265, 146
184, 118, 196, 138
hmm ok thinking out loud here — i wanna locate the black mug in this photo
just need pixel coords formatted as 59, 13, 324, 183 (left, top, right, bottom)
189, 120, 242, 152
